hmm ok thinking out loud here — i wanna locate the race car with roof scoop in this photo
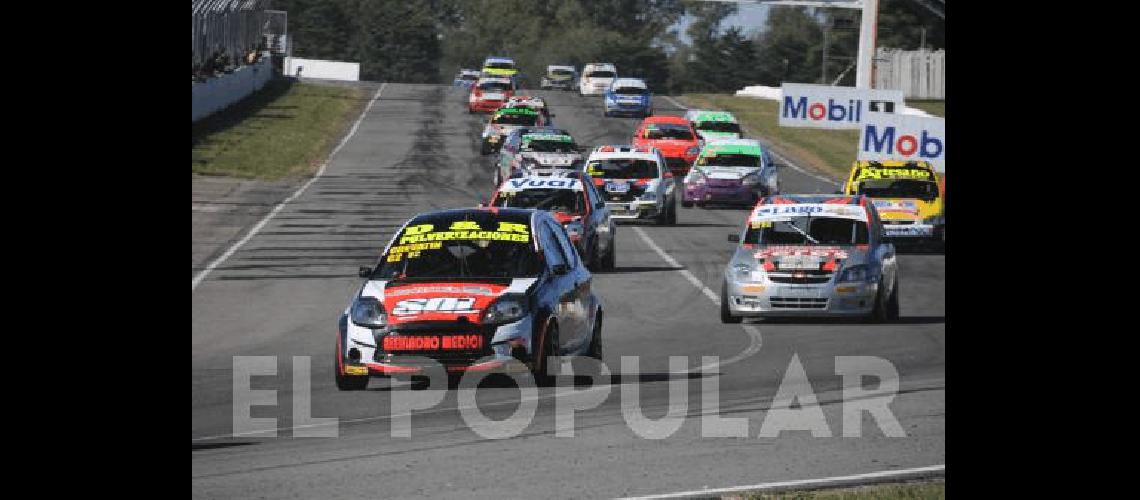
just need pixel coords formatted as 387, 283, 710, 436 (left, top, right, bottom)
603, 78, 653, 118
481, 56, 518, 77
468, 76, 516, 114
682, 138, 779, 208
582, 145, 677, 225
842, 160, 945, 248
684, 109, 744, 141
481, 106, 546, 155
541, 65, 578, 90
489, 175, 616, 271
337, 207, 604, 390
631, 115, 702, 177
504, 95, 553, 124
579, 63, 617, 96
495, 130, 585, 185
453, 69, 482, 88
721, 195, 899, 323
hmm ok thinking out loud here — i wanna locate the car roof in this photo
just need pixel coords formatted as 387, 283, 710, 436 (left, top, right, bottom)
547, 65, 575, 71
477, 77, 512, 84
587, 145, 661, 162
702, 140, 763, 156
611, 78, 647, 88
641, 115, 689, 125
494, 107, 538, 116
485, 56, 514, 63
690, 110, 737, 123
583, 62, 616, 69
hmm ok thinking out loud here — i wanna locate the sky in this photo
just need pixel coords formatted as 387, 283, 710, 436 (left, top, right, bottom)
672, 3, 772, 46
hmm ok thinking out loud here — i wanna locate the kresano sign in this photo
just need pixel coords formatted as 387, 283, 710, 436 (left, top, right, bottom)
858, 112, 946, 172
779, 83, 904, 130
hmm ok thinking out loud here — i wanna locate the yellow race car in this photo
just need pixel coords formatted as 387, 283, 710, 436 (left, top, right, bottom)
482, 56, 518, 77
842, 160, 945, 247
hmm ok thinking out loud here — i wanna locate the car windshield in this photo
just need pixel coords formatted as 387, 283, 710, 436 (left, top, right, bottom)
521, 138, 578, 153
699, 153, 760, 168
587, 71, 615, 79
745, 216, 869, 246
478, 81, 511, 91
697, 122, 741, 134
493, 189, 585, 215
586, 158, 658, 179
857, 179, 939, 201
461, 74, 479, 81
486, 62, 515, 70
550, 69, 574, 77
493, 112, 539, 126
645, 124, 693, 140
375, 215, 542, 279
614, 87, 648, 95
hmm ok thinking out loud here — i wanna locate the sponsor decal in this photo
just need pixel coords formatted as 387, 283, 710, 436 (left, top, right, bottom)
397, 221, 530, 245
855, 167, 933, 181
779, 83, 904, 130
858, 112, 946, 172
343, 365, 368, 376
754, 245, 850, 260
502, 178, 581, 191
382, 335, 485, 351
750, 204, 866, 222
392, 297, 479, 316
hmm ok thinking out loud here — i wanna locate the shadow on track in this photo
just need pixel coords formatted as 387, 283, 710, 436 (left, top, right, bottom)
753, 315, 945, 326
367, 370, 717, 392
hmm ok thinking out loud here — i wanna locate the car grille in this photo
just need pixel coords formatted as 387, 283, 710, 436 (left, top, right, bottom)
602, 184, 646, 202
767, 271, 833, 284
769, 297, 828, 309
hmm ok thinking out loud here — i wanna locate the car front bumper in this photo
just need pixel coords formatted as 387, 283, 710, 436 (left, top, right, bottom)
684, 182, 758, 205
724, 277, 879, 317
604, 200, 664, 220
470, 100, 505, 112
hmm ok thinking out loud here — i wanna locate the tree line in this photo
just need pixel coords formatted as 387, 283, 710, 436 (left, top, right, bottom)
276, 0, 944, 92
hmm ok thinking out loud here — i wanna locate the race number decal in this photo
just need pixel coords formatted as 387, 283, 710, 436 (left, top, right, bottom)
391, 297, 479, 316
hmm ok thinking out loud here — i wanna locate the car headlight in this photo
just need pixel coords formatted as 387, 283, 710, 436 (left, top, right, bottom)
483, 294, 528, 325
350, 297, 387, 328
685, 146, 700, 156
837, 264, 875, 283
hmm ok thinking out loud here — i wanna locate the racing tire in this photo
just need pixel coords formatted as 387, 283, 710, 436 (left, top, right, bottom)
656, 207, 669, 225
867, 280, 892, 323
666, 200, 677, 225
681, 199, 693, 208
335, 366, 369, 391
532, 321, 559, 387
588, 311, 603, 361
886, 278, 900, 321
720, 282, 743, 324
601, 236, 616, 271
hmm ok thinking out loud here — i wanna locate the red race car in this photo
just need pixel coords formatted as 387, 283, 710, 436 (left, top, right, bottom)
468, 76, 517, 114
631, 115, 703, 176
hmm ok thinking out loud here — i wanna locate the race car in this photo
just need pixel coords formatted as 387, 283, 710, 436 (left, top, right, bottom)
337, 207, 604, 390
481, 56, 518, 77
682, 138, 778, 208
504, 95, 553, 124
540, 65, 578, 90
579, 63, 616, 96
468, 76, 516, 114
481, 106, 546, 155
631, 115, 702, 177
582, 145, 677, 225
489, 175, 617, 271
842, 160, 945, 247
721, 195, 899, 323
494, 129, 584, 185
603, 78, 653, 118
453, 69, 481, 88
684, 109, 743, 141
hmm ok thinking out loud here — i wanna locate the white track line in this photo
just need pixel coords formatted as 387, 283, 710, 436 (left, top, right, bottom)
660, 95, 841, 188
191, 83, 387, 292
617, 464, 945, 499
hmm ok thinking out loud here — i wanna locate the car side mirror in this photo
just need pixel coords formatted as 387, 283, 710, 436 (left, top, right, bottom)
358, 266, 372, 278
727, 234, 740, 243
552, 263, 570, 276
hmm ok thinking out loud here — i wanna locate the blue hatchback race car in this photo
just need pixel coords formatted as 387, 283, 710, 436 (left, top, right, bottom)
603, 78, 653, 118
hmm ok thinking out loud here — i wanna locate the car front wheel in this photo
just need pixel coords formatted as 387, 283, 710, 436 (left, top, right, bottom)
720, 282, 742, 324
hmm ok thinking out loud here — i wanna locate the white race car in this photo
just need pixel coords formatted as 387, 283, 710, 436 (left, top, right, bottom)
581, 145, 677, 225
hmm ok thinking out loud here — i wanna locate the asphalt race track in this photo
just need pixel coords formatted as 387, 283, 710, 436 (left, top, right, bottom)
191, 83, 945, 499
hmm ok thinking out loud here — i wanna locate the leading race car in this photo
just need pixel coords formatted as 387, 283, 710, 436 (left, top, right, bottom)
489, 175, 616, 271
681, 138, 778, 208
603, 78, 653, 118
684, 110, 743, 141
721, 195, 899, 323
468, 76, 516, 114
481, 56, 519, 77
583, 145, 677, 225
540, 65, 578, 90
338, 207, 604, 390
494, 129, 584, 185
842, 160, 945, 248
481, 106, 546, 155
631, 115, 702, 177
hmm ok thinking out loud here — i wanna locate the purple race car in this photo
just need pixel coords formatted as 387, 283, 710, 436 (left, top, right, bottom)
681, 139, 779, 208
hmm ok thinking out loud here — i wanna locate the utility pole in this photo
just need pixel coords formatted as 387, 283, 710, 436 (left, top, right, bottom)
821, 26, 829, 84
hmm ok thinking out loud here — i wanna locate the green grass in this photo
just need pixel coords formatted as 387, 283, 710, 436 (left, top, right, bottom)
192, 79, 366, 180
734, 480, 945, 500
904, 100, 945, 117
679, 94, 860, 180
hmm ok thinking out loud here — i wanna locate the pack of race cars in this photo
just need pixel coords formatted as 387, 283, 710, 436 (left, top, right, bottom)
335, 59, 945, 390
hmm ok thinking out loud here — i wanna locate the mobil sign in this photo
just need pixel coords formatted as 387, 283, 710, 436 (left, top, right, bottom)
778, 83, 904, 130
858, 112, 946, 172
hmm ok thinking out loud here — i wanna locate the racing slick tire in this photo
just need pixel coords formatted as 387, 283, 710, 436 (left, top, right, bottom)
335, 360, 369, 391
666, 200, 677, 225
532, 321, 560, 387
588, 312, 603, 361
720, 282, 743, 324
601, 236, 616, 271
866, 279, 897, 323
886, 278, 900, 321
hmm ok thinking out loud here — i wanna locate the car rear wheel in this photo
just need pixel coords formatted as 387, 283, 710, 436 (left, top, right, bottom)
886, 278, 900, 320
588, 312, 603, 361
720, 282, 742, 324
532, 321, 559, 387
666, 200, 677, 224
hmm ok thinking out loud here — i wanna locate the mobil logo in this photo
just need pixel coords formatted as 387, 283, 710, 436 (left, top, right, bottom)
862, 125, 943, 159
782, 95, 862, 123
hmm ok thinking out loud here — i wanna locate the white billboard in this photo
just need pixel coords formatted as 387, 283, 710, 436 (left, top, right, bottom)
857, 111, 945, 172
285, 58, 361, 82
778, 83, 904, 130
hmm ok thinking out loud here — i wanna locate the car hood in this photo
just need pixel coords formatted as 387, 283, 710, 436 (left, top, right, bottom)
870, 197, 942, 221
698, 166, 760, 180
643, 139, 698, 155
355, 278, 538, 326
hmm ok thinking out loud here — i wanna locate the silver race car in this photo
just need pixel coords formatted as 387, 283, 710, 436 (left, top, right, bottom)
721, 195, 899, 322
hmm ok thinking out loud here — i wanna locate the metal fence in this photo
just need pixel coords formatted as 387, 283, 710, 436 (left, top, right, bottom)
873, 48, 945, 99
192, 0, 272, 69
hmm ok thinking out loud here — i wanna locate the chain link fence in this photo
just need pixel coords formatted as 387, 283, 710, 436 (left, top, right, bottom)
192, 0, 274, 74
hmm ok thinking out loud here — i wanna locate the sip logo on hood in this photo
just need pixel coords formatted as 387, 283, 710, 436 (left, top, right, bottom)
381, 282, 506, 325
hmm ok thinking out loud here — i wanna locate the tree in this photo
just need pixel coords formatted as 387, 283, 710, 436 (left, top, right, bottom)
753, 6, 824, 86
877, 0, 945, 50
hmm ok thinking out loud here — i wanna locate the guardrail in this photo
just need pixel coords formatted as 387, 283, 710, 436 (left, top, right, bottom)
192, 56, 274, 122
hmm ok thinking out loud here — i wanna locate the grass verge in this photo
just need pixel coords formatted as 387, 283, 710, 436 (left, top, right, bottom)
679, 94, 858, 180
731, 479, 945, 500
192, 79, 366, 180
905, 100, 944, 117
